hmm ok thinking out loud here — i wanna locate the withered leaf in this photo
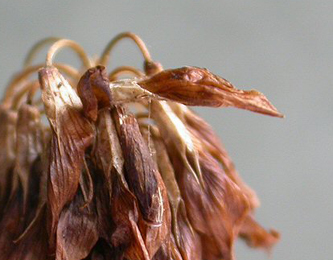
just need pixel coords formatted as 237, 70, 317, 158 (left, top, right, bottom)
39, 66, 94, 241
138, 66, 283, 117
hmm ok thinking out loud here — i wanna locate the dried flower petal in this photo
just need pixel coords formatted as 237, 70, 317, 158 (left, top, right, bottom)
14, 104, 44, 212
113, 106, 163, 226
139, 67, 283, 117
0, 106, 17, 215
77, 66, 112, 122
0, 34, 282, 260
239, 215, 280, 250
150, 100, 203, 186
56, 191, 98, 260
178, 105, 260, 209
39, 66, 94, 241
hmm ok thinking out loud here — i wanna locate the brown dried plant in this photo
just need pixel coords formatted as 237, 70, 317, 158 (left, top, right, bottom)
0, 32, 281, 260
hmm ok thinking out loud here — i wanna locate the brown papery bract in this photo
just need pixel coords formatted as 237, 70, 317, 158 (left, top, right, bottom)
0, 33, 281, 260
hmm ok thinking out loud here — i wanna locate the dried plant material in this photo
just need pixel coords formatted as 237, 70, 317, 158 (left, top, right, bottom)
0, 33, 281, 260
149, 127, 201, 260
178, 104, 260, 209
0, 106, 17, 216
13, 104, 44, 212
113, 106, 163, 226
39, 66, 94, 240
77, 66, 112, 122
150, 100, 203, 186
138, 66, 283, 117
239, 215, 280, 250
56, 191, 98, 260
109, 79, 157, 104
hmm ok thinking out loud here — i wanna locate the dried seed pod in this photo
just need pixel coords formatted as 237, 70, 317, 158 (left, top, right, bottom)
138, 66, 283, 117
39, 66, 94, 242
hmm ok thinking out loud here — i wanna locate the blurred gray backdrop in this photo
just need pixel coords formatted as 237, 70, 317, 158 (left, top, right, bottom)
1, 1, 332, 259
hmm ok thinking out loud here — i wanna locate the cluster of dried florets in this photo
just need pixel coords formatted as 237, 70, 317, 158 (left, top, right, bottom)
0, 32, 282, 260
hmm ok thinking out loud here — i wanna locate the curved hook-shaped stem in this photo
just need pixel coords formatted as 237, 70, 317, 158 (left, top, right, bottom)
46, 39, 92, 68
11, 80, 39, 110
2, 63, 80, 108
24, 37, 61, 68
109, 66, 145, 81
99, 32, 152, 67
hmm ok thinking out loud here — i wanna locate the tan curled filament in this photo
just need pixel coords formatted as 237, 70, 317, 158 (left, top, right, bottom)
109, 66, 145, 81
24, 37, 61, 68
46, 39, 92, 68
99, 32, 152, 67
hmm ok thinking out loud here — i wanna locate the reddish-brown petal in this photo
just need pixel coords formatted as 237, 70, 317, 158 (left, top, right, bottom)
77, 66, 112, 122
138, 67, 283, 117
39, 67, 94, 244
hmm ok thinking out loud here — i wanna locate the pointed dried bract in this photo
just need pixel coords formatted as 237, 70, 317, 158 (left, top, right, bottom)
39, 66, 94, 241
139, 66, 283, 117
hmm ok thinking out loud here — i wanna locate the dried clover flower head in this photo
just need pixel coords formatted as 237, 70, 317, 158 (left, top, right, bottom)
0, 32, 282, 260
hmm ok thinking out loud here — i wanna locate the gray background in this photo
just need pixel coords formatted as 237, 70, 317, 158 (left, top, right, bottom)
1, 1, 332, 259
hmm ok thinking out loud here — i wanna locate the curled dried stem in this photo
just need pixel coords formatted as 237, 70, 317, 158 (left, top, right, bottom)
46, 39, 92, 68
99, 32, 152, 67
109, 66, 145, 81
12, 80, 39, 110
2, 63, 80, 108
24, 37, 61, 68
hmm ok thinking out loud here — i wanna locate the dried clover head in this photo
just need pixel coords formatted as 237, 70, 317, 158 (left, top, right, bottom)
0, 32, 282, 260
